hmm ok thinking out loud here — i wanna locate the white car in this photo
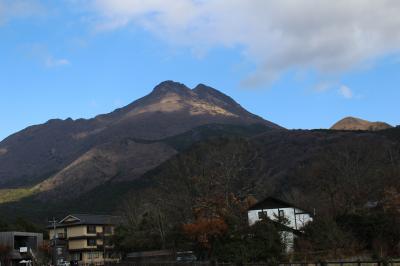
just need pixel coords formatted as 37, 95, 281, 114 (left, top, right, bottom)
57, 260, 70, 266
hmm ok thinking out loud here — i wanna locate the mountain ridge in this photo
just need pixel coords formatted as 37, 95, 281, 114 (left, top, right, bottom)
2, 125, 399, 223
0, 81, 399, 223
0, 81, 279, 199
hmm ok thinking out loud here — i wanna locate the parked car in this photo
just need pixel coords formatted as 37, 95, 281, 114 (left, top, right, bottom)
176, 251, 197, 262
56, 259, 70, 266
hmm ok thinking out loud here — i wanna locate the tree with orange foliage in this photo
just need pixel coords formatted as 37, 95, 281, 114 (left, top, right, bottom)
182, 193, 261, 260
183, 217, 228, 248
182, 194, 229, 259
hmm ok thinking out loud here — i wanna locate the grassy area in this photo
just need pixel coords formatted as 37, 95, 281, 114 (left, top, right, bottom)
0, 188, 37, 204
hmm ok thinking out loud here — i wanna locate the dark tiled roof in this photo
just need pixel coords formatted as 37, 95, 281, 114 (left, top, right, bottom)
248, 196, 309, 213
0, 231, 43, 236
47, 214, 121, 228
66, 214, 121, 224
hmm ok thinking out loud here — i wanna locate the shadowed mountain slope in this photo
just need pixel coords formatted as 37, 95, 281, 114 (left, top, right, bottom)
0, 81, 279, 200
2, 127, 399, 223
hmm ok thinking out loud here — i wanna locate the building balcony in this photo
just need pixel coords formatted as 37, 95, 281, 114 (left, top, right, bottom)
55, 233, 67, 240
49, 239, 67, 246
96, 244, 114, 250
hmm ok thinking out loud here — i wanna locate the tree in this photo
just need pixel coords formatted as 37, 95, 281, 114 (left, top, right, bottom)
213, 219, 283, 264
182, 194, 272, 262
336, 198, 400, 258
382, 187, 400, 213
0, 219, 9, 231
0, 244, 11, 266
115, 195, 171, 252
296, 216, 359, 260
116, 138, 261, 255
291, 139, 395, 217
36, 243, 52, 266
13, 217, 41, 232
182, 194, 230, 259
183, 216, 228, 259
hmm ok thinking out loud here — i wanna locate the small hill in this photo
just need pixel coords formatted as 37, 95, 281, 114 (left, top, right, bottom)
330, 116, 392, 131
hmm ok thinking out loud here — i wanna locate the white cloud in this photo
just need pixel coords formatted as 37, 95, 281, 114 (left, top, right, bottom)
0, 0, 45, 24
26, 44, 70, 68
339, 85, 353, 99
314, 81, 338, 93
84, 0, 400, 86
45, 57, 70, 68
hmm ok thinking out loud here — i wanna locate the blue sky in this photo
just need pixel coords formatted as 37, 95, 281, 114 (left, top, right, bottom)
1, 0, 400, 141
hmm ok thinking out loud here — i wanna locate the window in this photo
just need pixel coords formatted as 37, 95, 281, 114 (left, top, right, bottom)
258, 210, 267, 219
278, 210, 284, 218
87, 225, 96, 234
71, 252, 81, 261
87, 251, 101, 259
87, 238, 96, 247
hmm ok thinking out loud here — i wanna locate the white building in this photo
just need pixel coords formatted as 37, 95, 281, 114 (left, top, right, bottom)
247, 197, 314, 252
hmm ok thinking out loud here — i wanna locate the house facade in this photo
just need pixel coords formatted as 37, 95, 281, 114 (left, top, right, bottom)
0, 231, 43, 266
247, 197, 313, 252
47, 214, 120, 266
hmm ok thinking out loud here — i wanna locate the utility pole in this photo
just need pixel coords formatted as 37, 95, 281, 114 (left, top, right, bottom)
103, 218, 109, 266
50, 217, 58, 266
103, 228, 106, 266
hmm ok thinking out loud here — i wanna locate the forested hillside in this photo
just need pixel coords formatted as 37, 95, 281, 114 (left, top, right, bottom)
108, 127, 400, 259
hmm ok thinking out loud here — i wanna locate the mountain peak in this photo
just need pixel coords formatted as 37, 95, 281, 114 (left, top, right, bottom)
193, 83, 223, 96
193, 83, 239, 107
331, 116, 392, 131
152, 80, 192, 96
193, 83, 212, 90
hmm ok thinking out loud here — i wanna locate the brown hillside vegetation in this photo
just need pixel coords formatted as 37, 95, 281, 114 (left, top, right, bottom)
111, 127, 400, 259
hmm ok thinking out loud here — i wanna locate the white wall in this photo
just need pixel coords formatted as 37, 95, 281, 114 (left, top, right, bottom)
247, 207, 313, 230
248, 207, 313, 253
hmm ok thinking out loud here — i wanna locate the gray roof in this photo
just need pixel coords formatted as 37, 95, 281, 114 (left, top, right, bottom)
248, 196, 311, 214
0, 231, 43, 237
47, 214, 121, 228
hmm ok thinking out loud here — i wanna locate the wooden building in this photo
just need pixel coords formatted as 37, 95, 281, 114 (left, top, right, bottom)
47, 214, 121, 266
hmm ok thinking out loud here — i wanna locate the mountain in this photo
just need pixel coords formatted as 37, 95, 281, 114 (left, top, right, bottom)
0, 81, 280, 202
3, 80, 398, 224
125, 127, 400, 218
2, 126, 399, 224
330, 116, 393, 131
